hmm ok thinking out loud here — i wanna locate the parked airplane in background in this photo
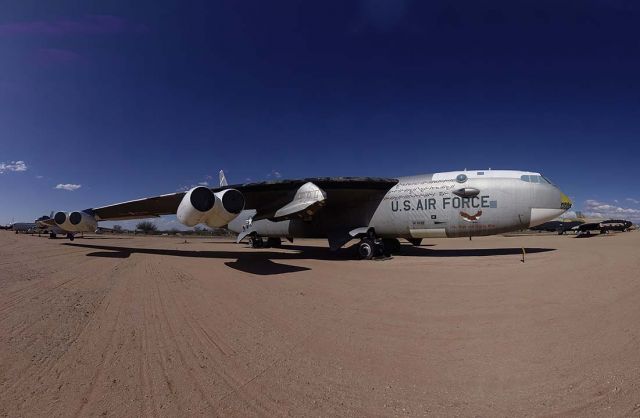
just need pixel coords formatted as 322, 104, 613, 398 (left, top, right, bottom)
9, 222, 38, 234
7, 215, 76, 238
50, 169, 572, 259
530, 219, 584, 234
576, 219, 634, 236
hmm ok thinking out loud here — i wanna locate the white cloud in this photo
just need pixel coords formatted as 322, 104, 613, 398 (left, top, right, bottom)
626, 198, 640, 205
558, 210, 577, 219
55, 183, 81, 191
583, 199, 640, 221
0, 160, 27, 173
35, 175, 43, 179
267, 170, 282, 179
178, 175, 214, 192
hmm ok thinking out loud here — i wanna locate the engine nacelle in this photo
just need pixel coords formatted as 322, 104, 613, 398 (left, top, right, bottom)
54, 211, 73, 230
176, 186, 245, 228
55, 211, 97, 232
68, 211, 98, 232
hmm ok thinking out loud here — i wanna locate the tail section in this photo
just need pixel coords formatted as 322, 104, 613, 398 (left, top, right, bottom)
219, 170, 228, 187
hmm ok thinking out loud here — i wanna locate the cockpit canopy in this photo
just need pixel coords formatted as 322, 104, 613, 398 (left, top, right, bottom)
521, 174, 553, 184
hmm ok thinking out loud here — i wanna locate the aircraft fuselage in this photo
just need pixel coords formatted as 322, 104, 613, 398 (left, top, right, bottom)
228, 170, 571, 245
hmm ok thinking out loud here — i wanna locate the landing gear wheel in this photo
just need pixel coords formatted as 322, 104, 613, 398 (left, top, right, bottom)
358, 239, 376, 260
49, 232, 57, 239
382, 238, 401, 254
67, 233, 75, 241
266, 237, 282, 248
249, 236, 264, 248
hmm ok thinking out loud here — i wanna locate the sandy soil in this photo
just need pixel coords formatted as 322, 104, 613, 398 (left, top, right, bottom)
1, 231, 639, 417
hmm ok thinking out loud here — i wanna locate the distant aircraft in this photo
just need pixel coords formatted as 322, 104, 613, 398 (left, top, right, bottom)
8, 215, 75, 238
576, 219, 634, 237
530, 219, 585, 234
9, 222, 38, 234
51, 169, 572, 259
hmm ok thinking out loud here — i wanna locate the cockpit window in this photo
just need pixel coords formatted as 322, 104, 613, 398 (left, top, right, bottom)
521, 174, 551, 184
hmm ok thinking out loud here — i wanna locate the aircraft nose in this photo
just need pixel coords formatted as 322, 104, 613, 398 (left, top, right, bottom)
529, 186, 572, 228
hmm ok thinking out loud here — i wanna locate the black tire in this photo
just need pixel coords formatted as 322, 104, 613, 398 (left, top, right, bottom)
358, 239, 375, 260
266, 237, 282, 248
67, 233, 75, 241
49, 232, 56, 239
382, 238, 402, 254
249, 236, 263, 248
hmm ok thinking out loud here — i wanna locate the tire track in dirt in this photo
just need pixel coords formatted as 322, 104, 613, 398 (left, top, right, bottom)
0, 257, 128, 402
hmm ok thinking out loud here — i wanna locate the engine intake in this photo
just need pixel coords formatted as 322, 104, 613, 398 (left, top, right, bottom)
68, 211, 97, 232
55, 211, 97, 232
177, 187, 245, 228
54, 211, 74, 230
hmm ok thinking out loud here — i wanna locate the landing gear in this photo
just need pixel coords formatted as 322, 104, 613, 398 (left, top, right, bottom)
248, 235, 264, 248
67, 233, 75, 241
49, 232, 57, 239
248, 235, 283, 249
266, 237, 282, 248
357, 235, 395, 260
357, 238, 377, 260
408, 238, 422, 246
382, 238, 402, 254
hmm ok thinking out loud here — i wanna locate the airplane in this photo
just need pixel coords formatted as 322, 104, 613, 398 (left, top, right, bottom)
7, 215, 76, 238
530, 219, 584, 234
49, 169, 572, 259
8, 222, 38, 234
575, 219, 634, 237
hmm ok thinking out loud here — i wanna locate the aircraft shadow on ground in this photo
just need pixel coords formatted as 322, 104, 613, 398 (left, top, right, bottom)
63, 242, 556, 276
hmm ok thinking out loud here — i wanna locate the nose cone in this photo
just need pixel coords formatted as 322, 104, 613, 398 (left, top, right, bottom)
529, 187, 572, 227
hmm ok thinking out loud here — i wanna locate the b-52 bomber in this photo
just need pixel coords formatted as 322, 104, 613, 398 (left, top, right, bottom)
51, 169, 571, 259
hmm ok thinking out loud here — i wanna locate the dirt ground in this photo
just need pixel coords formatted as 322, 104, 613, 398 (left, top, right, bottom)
1, 231, 639, 417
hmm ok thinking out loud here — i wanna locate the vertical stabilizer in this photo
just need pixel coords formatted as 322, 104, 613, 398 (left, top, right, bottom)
219, 170, 228, 187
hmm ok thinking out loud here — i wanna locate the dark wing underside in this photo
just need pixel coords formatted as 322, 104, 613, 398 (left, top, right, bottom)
90, 177, 398, 222
215, 177, 398, 220
91, 192, 186, 221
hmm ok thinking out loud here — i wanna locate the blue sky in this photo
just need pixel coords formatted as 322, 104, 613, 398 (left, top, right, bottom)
1, 0, 640, 227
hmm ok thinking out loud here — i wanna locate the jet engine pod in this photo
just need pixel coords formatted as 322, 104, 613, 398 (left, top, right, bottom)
204, 189, 245, 228
68, 211, 98, 232
54, 211, 73, 230
177, 186, 216, 227
177, 186, 245, 228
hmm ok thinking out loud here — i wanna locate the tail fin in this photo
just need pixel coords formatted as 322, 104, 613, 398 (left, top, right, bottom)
219, 170, 228, 187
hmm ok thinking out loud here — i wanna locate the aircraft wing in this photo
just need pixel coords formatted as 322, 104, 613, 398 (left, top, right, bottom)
88, 177, 398, 222
36, 218, 56, 227
90, 192, 186, 221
